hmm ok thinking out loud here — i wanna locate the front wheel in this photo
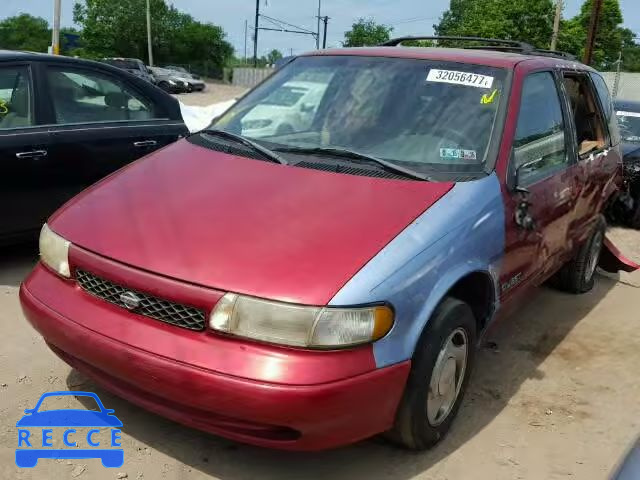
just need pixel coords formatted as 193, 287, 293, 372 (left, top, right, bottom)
386, 297, 476, 450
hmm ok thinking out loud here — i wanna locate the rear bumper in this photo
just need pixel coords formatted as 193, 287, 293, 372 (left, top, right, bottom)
20, 264, 410, 450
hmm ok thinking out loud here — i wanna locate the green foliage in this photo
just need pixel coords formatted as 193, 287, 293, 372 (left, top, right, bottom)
558, 0, 639, 70
266, 49, 284, 65
73, 0, 233, 77
434, 0, 640, 71
435, 0, 555, 48
344, 18, 393, 47
0, 14, 50, 52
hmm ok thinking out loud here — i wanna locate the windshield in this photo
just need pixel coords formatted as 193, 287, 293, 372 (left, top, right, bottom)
213, 55, 508, 174
263, 85, 309, 106
616, 110, 640, 142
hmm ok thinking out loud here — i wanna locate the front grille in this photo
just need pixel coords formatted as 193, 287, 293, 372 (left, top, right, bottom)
76, 270, 206, 331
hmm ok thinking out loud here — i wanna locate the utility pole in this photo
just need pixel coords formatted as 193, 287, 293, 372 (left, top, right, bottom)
51, 0, 61, 55
583, 0, 603, 65
550, 0, 562, 51
316, 0, 321, 49
253, 0, 260, 67
322, 16, 329, 49
146, 0, 154, 66
244, 19, 248, 64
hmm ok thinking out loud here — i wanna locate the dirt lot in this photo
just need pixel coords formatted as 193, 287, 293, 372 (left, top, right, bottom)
1, 85, 639, 478
175, 82, 248, 107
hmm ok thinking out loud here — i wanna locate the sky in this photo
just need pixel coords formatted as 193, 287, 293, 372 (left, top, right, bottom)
2, 0, 640, 58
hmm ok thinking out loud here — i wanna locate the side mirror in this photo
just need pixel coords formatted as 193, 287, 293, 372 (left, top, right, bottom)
514, 157, 545, 194
24, 408, 35, 415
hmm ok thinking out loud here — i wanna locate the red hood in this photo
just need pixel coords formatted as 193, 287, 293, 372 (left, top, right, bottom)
50, 140, 452, 304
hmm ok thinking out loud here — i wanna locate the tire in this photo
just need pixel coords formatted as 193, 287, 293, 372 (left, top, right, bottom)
386, 297, 476, 450
630, 196, 640, 230
553, 215, 606, 294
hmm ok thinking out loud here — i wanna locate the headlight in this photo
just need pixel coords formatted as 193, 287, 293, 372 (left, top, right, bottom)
242, 119, 273, 129
209, 294, 394, 348
39, 224, 71, 278
168, 80, 176, 86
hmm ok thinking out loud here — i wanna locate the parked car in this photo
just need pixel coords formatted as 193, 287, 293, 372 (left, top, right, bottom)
0, 51, 188, 245
148, 66, 190, 94
163, 65, 206, 91
21, 38, 637, 452
613, 99, 640, 228
241, 81, 327, 137
101, 58, 155, 84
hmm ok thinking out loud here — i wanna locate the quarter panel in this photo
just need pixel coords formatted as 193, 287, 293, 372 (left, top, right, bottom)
329, 174, 506, 367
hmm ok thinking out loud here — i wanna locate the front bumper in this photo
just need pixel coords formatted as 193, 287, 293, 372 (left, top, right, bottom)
20, 263, 409, 450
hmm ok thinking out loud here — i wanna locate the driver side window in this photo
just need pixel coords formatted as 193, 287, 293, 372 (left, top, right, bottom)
513, 72, 567, 185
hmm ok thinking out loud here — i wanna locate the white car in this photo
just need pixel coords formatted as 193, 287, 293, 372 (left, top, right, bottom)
241, 81, 327, 138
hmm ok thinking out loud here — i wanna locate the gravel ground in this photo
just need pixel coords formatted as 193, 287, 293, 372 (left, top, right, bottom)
175, 83, 248, 107
1, 86, 639, 478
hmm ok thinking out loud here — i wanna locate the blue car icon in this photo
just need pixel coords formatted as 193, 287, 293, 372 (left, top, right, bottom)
16, 391, 123, 468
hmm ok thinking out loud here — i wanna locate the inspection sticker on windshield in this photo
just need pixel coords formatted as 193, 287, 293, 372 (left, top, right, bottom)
427, 69, 494, 89
440, 148, 477, 160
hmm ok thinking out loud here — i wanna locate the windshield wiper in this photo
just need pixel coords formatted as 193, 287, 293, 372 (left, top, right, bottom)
273, 146, 430, 181
202, 129, 288, 165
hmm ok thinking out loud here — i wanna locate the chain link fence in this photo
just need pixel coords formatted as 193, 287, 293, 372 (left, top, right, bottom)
601, 72, 640, 102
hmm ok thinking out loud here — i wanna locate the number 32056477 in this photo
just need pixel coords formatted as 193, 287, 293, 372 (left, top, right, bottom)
427, 69, 494, 89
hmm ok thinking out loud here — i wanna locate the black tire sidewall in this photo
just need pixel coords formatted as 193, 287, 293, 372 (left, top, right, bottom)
576, 216, 606, 292
630, 198, 640, 229
394, 297, 477, 449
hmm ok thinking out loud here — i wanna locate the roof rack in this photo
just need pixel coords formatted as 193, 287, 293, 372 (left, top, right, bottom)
381, 35, 578, 61
532, 49, 577, 60
381, 36, 534, 54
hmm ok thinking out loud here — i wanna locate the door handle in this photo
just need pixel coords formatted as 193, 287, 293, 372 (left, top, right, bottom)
15, 150, 47, 159
133, 140, 157, 148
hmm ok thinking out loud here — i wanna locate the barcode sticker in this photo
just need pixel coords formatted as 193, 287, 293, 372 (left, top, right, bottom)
427, 69, 494, 89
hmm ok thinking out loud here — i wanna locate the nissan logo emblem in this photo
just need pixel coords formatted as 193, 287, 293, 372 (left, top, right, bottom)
119, 291, 141, 310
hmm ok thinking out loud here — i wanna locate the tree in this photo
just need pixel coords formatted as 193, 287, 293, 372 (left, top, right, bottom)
0, 14, 50, 52
434, 0, 555, 49
74, 0, 233, 77
266, 49, 284, 65
344, 18, 393, 47
558, 0, 639, 70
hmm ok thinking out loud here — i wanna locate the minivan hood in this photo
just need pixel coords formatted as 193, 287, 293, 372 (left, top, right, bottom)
50, 140, 453, 305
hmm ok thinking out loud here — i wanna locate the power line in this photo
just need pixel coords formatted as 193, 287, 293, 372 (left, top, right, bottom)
386, 16, 438, 26
259, 14, 316, 35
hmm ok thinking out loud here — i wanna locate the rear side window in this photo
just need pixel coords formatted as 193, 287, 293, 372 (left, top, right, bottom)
590, 72, 620, 145
46, 67, 156, 124
513, 72, 567, 183
590, 73, 613, 121
0, 66, 33, 129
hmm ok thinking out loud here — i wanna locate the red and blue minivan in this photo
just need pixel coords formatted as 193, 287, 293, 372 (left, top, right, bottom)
20, 37, 638, 451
